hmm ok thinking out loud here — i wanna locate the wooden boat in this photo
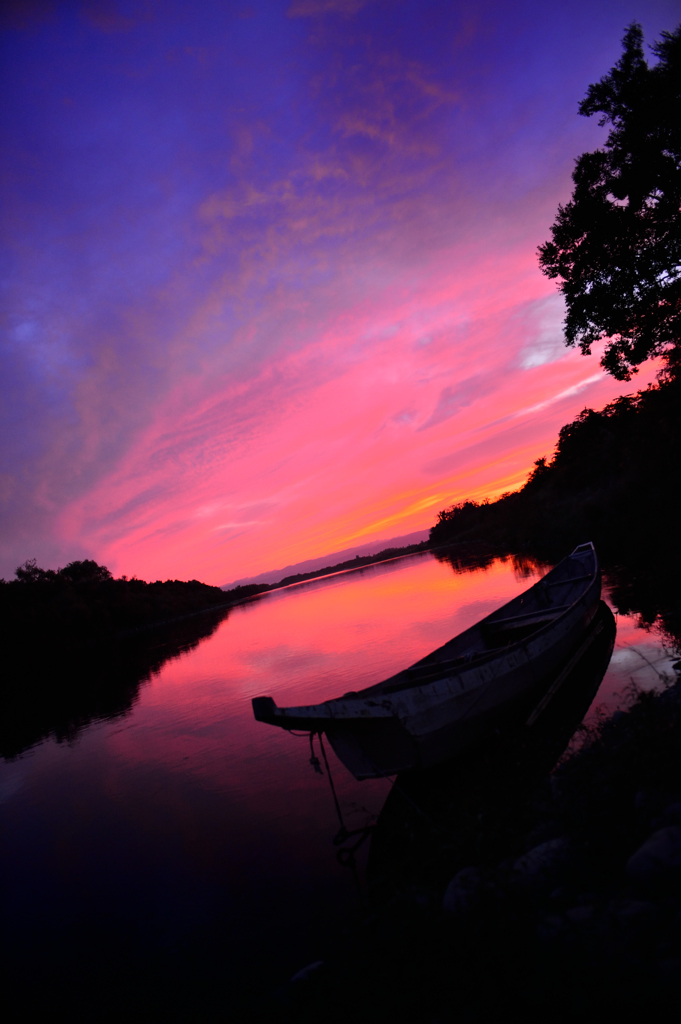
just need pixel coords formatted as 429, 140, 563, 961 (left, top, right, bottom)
365, 601, 616, 894
252, 542, 602, 780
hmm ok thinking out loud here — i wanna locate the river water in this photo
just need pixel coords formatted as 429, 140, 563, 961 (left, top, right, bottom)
0, 549, 677, 1015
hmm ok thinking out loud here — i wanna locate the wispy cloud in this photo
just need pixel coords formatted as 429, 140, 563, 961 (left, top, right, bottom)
287, 0, 374, 18
0, 0, 667, 580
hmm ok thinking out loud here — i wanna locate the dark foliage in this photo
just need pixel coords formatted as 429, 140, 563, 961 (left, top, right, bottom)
430, 372, 681, 642
0, 558, 237, 655
0, 561, 277, 757
538, 22, 681, 380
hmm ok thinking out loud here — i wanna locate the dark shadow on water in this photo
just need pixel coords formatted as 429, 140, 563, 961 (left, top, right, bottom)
0, 605, 232, 759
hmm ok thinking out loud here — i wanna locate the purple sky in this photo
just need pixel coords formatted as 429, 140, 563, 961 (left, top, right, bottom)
1, 0, 676, 583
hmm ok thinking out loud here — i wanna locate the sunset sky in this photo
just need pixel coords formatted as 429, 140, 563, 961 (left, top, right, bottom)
1, 0, 676, 585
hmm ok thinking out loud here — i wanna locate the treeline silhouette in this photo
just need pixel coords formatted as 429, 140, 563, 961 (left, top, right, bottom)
271, 540, 431, 588
1, 542, 436, 658
0, 557, 271, 653
431, 372, 679, 552
0, 559, 276, 758
430, 372, 681, 642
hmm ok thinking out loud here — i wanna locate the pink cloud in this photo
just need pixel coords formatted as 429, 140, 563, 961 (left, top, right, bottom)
2, 2, 670, 580
54, 226, 656, 584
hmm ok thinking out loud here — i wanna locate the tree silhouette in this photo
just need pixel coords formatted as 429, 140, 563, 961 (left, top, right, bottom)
538, 23, 681, 380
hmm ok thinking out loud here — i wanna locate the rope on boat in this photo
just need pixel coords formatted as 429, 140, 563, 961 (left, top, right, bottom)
308, 731, 323, 774
305, 732, 370, 906
310, 730, 377, 857
311, 729, 441, 859
311, 727, 442, 836
318, 731, 348, 839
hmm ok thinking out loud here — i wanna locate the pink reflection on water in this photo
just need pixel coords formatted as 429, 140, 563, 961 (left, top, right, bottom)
2, 549, 674, 1003
99, 554, 545, 809
102, 551, 671, 790
590, 592, 678, 721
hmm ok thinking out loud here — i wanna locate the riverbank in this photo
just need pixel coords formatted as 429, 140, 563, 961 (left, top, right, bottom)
0, 543, 455, 761
0, 558, 277, 656
1, 542, 438, 657
262, 654, 681, 1022
252, 539, 432, 590
429, 371, 681, 649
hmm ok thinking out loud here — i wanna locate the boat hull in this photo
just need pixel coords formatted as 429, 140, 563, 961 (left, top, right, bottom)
252, 543, 603, 779
326, 580, 600, 778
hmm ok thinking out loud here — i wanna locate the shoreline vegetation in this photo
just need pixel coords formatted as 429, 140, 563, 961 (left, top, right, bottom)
430, 369, 681, 646
4, 366, 678, 655
4, 22, 678, 1017
3, 380, 680, 1022
0, 542, 437, 659
2, 370, 679, 758
430, 371, 680, 561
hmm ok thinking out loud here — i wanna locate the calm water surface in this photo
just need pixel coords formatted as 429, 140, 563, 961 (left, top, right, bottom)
1, 551, 676, 1011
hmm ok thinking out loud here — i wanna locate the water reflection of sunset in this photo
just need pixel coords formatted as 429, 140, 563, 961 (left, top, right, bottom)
1, 550, 671, 1014
161, 554, 542, 704
101, 551, 667, 787
98, 554, 544, 788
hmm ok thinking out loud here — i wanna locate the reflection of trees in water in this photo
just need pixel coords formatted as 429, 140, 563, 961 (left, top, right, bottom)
432, 544, 548, 581
604, 557, 681, 648
0, 606, 232, 759
433, 541, 681, 649
431, 544, 496, 576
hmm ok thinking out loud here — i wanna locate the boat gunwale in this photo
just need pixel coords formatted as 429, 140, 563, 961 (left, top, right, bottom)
252, 544, 599, 729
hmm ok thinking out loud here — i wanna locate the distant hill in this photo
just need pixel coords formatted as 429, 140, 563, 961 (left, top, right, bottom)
222, 530, 430, 589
